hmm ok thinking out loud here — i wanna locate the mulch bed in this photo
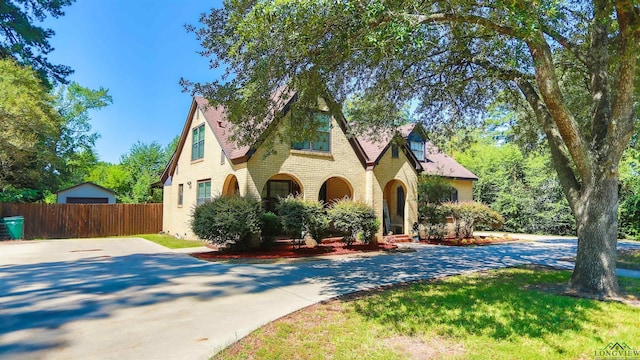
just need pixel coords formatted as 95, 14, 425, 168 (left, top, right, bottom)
421, 235, 517, 246
190, 235, 518, 261
191, 241, 398, 261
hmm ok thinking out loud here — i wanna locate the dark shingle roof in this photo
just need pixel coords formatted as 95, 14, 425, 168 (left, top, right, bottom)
421, 143, 478, 180
194, 97, 251, 161
161, 96, 476, 182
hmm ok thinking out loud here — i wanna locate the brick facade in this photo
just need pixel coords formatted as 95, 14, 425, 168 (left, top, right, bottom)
162, 98, 475, 241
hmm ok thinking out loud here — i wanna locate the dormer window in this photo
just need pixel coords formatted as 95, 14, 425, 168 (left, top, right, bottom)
407, 131, 425, 161
291, 112, 331, 152
410, 140, 424, 161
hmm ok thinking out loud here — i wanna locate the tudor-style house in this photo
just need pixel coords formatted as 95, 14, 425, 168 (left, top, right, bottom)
160, 96, 477, 240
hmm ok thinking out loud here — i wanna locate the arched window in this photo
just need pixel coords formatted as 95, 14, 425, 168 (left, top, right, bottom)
450, 188, 459, 202
263, 178, 301, 211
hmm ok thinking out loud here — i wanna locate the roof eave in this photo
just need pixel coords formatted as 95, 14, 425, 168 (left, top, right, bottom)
56, 182, 118, 195
160, 98, 199, 185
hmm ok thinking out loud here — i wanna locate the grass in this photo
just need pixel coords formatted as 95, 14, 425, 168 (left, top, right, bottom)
618, 249, 640, 270
135, 233, 205, 249
214, 268, 640, 360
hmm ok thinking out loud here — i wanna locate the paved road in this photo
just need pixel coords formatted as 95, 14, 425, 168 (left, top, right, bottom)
0, 237, 639, 360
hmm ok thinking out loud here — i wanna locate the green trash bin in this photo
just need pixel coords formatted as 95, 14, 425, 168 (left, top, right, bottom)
3, 216, 24, 240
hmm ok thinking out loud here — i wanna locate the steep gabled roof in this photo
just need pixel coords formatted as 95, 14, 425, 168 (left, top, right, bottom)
161, 87, 300, 184
401, 123, 478, 180
397, 123, 417, 138
162, 90, 368, 183
355, 132, 393, 166
161, 99, 200, 184
358, 122, 478, 180
193, 97, 252, 162
161, 94, 476, 184
355, 131, 421, 171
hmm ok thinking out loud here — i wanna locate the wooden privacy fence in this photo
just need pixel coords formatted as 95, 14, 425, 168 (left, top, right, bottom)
0, 203, 163, 239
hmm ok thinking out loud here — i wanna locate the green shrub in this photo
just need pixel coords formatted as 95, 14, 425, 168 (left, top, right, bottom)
260, 211, 282, 248
418, 203, 449, 241
0, 185, 42, 202
261, 211, 282, 236
442, 201, 504, 239
417, 175, 457, 204
276, 195, 330, 243
328, 199, 380, 244
191, 195, 263, 249
417, 176, 457, 241
619, 191, 640, 240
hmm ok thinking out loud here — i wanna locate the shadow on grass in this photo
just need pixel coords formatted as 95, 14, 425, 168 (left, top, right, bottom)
351, 269, 600, 340
2, 238, 637, 359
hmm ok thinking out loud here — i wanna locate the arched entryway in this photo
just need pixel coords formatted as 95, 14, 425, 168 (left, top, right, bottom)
318, 177, 353, 205
383, 180, 406, 235
261, 174, 303, 211
222, 174, 240, 197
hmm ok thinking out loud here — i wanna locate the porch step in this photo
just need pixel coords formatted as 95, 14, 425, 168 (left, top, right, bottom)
383, 234, 413, 243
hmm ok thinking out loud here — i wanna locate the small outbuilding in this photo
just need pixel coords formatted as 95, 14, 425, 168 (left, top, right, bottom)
56, 182, 117, 204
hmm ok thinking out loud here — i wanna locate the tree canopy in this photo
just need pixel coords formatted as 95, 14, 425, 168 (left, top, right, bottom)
86, 138, 177, 204
456, 138, 575, 236
0, 58, 59, 199
119, 141, 173, 203
53, 82, 112, 188
190, 1, 640, 296
0, 58, 111, 201
0, 0, 75, 85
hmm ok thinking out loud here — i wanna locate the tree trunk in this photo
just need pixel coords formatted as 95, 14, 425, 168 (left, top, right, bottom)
569, 172, 620, 296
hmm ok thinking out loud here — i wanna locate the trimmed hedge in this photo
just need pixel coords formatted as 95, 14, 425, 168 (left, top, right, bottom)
417, 175, 457, 241
191, 195, 263, 249
276, 195, 330, 243
260, 211, 282, 248
328, 199, 380, 244
441, 201, 504, 239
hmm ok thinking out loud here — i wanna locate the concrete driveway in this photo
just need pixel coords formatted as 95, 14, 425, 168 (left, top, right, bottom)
1, 237, 639, 360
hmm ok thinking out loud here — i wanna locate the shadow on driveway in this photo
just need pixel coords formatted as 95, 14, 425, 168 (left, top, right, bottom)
1, 238, 638, 359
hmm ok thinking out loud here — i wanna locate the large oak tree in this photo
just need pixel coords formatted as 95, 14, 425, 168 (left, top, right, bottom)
188, 1, 639, 296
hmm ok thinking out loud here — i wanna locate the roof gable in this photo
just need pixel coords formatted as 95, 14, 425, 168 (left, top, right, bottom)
162, 93, 374, 182
57, 182, 117, 195
194, 96, 252, 162
355, 124, 422, 171
161, 95, 476, 183
354, 123, 478, 180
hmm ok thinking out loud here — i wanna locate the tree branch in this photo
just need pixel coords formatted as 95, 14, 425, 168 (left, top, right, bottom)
396, 12, 516, 37
608, 1, 640, 159
515, 78, 581, 210
588, 0, 613, 149
526, 36, 593, 184
469, 56, 534, 82
540, 24, 587, 65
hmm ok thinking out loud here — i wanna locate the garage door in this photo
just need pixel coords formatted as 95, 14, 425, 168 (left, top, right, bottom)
66, 197, 109, 204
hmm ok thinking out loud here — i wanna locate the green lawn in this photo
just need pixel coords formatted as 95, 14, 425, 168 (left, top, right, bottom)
135, 234, 205, 249
618, 249, 640, 271
214, 268, 640, 360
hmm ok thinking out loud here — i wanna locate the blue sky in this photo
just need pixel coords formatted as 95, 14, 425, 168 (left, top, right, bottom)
43, 0, 224, 163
